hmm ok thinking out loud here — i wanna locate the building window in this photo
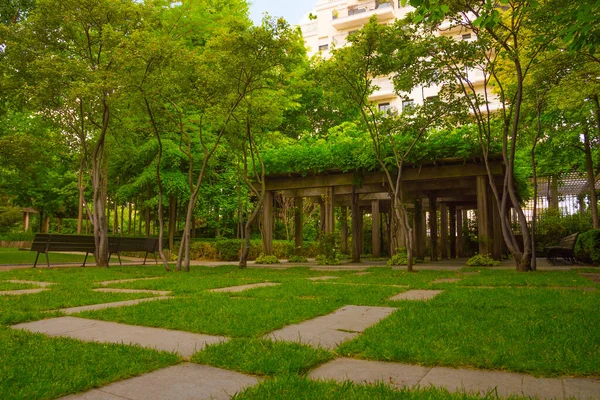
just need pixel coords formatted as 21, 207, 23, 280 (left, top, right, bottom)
462, 33, 472, 41
378, 102, 391, 112
402, 99, 414, 111
318, 44, 329, 51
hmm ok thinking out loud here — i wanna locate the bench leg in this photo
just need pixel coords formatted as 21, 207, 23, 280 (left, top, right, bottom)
143, 253, 148, 265
33, 252, 40, 268
117, 252, 122, 266
83, 253, 89, 268
45, 251, 50, 268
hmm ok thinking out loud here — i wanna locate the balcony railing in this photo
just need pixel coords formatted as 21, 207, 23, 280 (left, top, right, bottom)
332, 0, 394, 21
302, 22, 318, 34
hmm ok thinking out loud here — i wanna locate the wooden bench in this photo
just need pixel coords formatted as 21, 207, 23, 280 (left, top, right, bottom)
110, 237, 160, 266
31, 234, 160, 267
31, 234, 96, 268
545, 232, 579, 265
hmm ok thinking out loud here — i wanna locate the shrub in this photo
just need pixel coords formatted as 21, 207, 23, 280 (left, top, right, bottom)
466, 253, 500, 267
316, 232, 340, 265
255, 253, 279, 264
288, 255, 308, 263
535, 209, 592, 252
574, 229, 600, 265
387, 249, 408, 266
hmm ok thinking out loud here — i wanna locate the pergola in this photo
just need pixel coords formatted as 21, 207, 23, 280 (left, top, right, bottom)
260, 159, 507, 262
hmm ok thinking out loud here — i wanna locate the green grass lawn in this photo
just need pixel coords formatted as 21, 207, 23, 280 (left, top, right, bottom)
1, 264, 598, 398
0, 327, 179, 400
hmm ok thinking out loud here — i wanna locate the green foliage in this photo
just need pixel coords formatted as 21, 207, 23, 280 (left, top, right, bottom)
574, 229, 600, 266
262, 123, 492, 175
255, 254, 279, 264
288, 255, 308, 263
181, 239, 318, 262
535, 209, 593, 252
387, 249, 408, 266
466, 254, 500, 267
316, 233, 340, 265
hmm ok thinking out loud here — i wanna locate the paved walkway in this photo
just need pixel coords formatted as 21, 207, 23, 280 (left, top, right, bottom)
92, 288, 171, 296
57, 297, 172, 315
61, 363, 259, 400
0, 288, 49, 295
266, 305, 397, 349
209, 282, 280, 293
309, 358, 600, 400
389, 290, 444, 301
13, 316, 227, 358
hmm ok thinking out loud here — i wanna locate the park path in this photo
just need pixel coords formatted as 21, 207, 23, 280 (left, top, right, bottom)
309, 358, 600, 400
8, 280, 600, 399
60, 363, 260, 400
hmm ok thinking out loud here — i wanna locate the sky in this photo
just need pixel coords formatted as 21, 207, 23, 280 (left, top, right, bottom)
249, 0, 316, 26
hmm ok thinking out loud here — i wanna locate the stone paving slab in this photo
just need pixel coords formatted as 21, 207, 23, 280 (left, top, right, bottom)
57, 296, 172, 315
209, 282, 280, 293
98, 277, 164, 286
307, 276, 339, 281
13, 317, 227, 357
309, 358, 600, 400
432, 278, 462, 284
309, 358, 431, 388
0, 288, 49, 296
61, 363, 259, 400
266, 305, 396, 349
389, 290, 443, 301
92, 288, 171, 296
4, 279, 56, 287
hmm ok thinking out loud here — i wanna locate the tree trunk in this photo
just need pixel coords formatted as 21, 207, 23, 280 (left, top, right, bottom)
169, 195, 177, 253
584, 128, 599, 229
128, 202, 133, 235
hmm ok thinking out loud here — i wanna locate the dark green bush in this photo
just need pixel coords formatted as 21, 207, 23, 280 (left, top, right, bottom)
574, 229, 600, 265
535, 209, 592, 252
255, 253, 279, 264
316, 233, 340, 265
466, 254, 500, 267
387, 249, 408, 266
176, 239, 318, 261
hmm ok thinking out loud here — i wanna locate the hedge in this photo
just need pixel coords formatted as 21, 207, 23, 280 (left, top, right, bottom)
574, 229, 600, 266
174, 239, 319, 262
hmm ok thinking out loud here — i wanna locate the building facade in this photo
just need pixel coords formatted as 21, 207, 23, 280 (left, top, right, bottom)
300, 0, 500, 113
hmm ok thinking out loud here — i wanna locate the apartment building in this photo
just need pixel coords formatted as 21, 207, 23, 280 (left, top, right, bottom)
300, 0, 500, 114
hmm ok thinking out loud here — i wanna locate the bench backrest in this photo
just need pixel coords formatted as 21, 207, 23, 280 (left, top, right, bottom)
46, 235, 96, 252
117, 237, 159, 253
31, 234, 51, 252
558, 232, 579, 249
30, 234, 159, 254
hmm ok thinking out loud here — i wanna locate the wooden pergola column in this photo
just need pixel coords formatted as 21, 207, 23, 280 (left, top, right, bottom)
351, 192, 361, 263
429, 195, 438, 262
440, 203, 448, 260
371, 200, 381, 258
414, 199, 425, 260
324, 186, 335, 233
456, 208, 464, 258
476, 176, 492, 256
262, 191, 274, 255
294, 197, 303, 254
341, 206, 348, 254
449, 204, 457, 259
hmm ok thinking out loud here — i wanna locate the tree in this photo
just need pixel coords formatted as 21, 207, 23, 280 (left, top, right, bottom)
319, 19, 457, 270
3, 0, 148, 266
